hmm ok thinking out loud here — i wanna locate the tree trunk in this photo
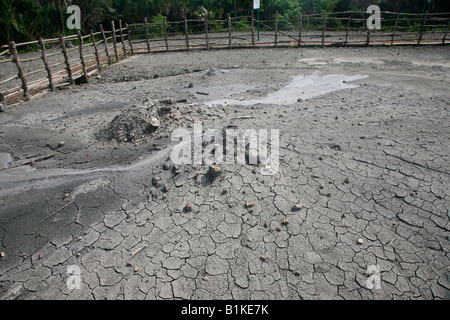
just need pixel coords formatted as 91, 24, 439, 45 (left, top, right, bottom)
56, 0, 65, 35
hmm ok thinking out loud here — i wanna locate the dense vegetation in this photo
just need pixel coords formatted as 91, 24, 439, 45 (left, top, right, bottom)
1, 0, 449, 45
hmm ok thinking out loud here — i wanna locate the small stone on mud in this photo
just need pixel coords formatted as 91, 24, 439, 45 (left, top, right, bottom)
150, 117, 160, 128
208, 165, 222, 177
158, 106, 172, 115
357, 238, 364, 245
292, 203, 303, 211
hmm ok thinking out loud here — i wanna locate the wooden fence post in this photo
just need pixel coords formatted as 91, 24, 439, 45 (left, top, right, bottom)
78, 31, 89, 83
163, 17, 169, 51
90, 30, 101, 68
145, 17, 151, 53
59, 35, 74, 85
442, 18, 449, 45
205, 14, 209, 49
251, 10, 255, 47
111, 20, 119, 60
345, 16, 351, 46
298, 14, 303, 47
227, 13, 232, 49
39, 37, 54, 91
274, 11, 279, 47
100, 24, 111, 64
184, 16, 190, 51
322, 12, 327, 47
417, 11, 428, 46
125, 23, 135, 54
119, 20, 127, 56
9, 41, 30, 100
391, 13, 399, 45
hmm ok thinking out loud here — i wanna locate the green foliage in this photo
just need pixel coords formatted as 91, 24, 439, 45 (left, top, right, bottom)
1, 0, 449, 45
148, 13, 165, 38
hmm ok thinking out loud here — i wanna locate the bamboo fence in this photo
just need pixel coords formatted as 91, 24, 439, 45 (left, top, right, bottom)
0, 11, 449, 108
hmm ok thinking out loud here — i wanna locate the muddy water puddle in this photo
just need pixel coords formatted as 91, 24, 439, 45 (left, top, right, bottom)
204, 71, 369, 106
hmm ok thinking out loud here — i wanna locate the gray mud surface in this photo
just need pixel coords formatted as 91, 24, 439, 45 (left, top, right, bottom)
0, 46, 449, 300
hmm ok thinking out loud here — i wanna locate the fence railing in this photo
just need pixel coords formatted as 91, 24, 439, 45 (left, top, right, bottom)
0, 20, 131, 108
1, 11, 449, 108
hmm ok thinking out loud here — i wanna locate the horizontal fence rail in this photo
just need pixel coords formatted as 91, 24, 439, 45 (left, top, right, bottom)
0, 20, 131, 107
1, 11, 449, 108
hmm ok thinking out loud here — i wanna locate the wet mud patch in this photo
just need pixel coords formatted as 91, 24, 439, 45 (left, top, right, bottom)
204, 71, 369, 106
0, 152, 13, 169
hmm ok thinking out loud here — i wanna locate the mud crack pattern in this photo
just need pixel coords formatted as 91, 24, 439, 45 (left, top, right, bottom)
0, 47, 449, 300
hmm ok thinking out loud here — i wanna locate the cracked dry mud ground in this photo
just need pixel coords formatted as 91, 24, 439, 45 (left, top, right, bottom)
0, 47, 449, 300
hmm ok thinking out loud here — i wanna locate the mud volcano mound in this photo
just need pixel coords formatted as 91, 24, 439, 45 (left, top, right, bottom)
97, 105, 160, 142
